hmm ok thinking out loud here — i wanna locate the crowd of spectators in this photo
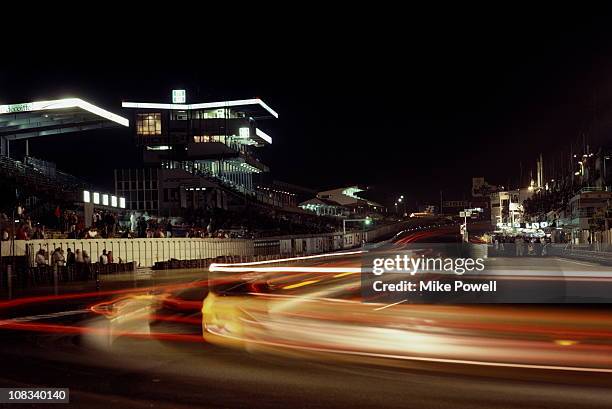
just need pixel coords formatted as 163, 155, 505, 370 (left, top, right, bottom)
34, 247, 120, 267
491, 234, 553, 256
1, 200, 344, 242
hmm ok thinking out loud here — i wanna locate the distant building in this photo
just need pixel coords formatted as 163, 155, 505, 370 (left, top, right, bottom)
117, 92, 279, 215
490, 188, 533, 225
299, 197, 348, 217
299, 186, 384, 218
559, 188, 612, 231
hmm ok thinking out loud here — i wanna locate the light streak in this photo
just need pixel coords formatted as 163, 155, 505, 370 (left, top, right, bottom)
282, 280, 321, 290
373, 299, 407, 311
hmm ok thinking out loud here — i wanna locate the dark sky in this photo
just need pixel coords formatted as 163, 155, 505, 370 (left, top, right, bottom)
3, 10, 612, 208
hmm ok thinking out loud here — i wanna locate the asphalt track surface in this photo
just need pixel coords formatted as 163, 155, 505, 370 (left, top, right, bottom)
1, 227, 611, 408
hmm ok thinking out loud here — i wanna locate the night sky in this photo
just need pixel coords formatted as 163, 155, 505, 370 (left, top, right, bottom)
3, 10, 612, 209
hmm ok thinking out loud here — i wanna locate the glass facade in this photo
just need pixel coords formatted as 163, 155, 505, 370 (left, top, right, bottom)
114, 168, 159, 211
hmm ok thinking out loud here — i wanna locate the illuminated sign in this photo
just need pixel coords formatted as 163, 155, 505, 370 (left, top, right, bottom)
85, 190, 124, 208
172, 90, 186, 104
496, 222, 549, 229
3, 103, 33, 113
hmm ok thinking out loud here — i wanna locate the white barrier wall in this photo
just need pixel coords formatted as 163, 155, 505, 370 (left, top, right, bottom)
0, 240, 27, 258
23, 238, 254, 268
2, 222, 408, 269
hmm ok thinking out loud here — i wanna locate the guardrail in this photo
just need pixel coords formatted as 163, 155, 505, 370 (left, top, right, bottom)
548, 244, 612, 265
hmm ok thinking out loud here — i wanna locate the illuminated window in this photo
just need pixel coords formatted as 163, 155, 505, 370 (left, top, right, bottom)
172, 110, 188, 120
83, 190, 91, 203
194, 135, 211, 143
146, 145, 172, 151
172, 89, 186, 103
239, 127, 250, 138
194, 135, 218, 143
136, 113, 162, 135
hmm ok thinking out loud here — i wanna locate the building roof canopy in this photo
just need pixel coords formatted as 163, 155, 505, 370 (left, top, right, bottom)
0, 98, 129, 140
122, 98, 278, 119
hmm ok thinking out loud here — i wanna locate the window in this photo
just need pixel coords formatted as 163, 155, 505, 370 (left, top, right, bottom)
172, 110, 188, 120
194, 135, 212, 143
136, 113, 162, 135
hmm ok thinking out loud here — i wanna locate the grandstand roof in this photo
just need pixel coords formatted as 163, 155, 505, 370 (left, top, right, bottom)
0, 98, 129, 140
122, 98, 279, 119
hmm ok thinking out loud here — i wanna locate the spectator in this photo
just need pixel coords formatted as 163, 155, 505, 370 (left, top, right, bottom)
130, 212, 136, 233
16, 224, 29, 240
515, 236, 525, 257
51, 248, 65, 266
99, 249, 108, 265
35, 249, 47, 266
107, 251, 114, 263
54, 206, 61, 230
75, 249, 84, 263
66, 248, 75, 266
82, 250, 92, 280
31, 225, 44, 240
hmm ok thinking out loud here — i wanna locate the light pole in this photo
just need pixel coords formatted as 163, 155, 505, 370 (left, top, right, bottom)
459, 208, 483, 242
395, 195, 405, 217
